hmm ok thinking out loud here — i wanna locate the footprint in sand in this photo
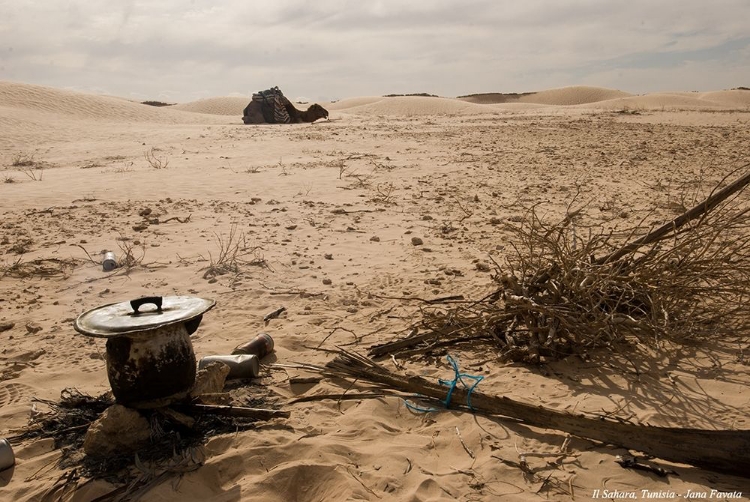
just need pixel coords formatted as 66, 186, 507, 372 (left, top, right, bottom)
42, 349, 106, 375
0, 382, 36, 407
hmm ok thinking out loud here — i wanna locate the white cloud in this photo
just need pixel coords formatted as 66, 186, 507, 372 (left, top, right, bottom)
1, 0, 748, 101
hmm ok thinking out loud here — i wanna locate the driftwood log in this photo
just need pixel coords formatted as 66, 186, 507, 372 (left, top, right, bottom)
321, 350, 750, 477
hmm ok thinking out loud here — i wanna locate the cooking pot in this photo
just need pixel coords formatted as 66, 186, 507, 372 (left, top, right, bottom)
74, 295, 215, 408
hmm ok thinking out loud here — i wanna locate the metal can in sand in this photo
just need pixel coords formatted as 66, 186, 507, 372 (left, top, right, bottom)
232, 333, 274, 359
199, 354, 260, 379
0, 438, 15, 472
102, 252, 118, 272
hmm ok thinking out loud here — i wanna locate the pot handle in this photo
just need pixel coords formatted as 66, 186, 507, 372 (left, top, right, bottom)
130, 296, 163, 314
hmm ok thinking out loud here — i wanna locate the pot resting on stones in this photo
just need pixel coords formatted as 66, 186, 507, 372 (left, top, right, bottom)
74, 296, 216, 408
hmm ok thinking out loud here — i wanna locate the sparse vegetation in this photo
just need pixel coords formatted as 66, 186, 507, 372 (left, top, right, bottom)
144, 147, 170, 169
336, 159, 350, 179
201, 224, 268, 283
615, 107, 641, 115
141, 100, 174, 107
372, 182, 397, 204
11, 152, 37, 167
116, 236, 147, 272
1, 257, 79, 279
22, 166, 43, 181
383, 93, 439, 98
111, 161, 135, 173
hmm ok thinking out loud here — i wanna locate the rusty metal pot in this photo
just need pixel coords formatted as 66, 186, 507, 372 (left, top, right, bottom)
74, 296, 215, 408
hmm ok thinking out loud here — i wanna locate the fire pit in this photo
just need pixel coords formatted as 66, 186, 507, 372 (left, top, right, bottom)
74, 296, 216, 408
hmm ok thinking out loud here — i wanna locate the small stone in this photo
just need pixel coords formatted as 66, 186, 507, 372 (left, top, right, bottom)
411, 237, 423, 246
370, 236, 380, 242
475, 262, 491, 272
83, 405, 151, 457
489, 217, 502, 225
324, 253, 333, 260
421, 215, 433, 221
191, 362, 230, 397
322, 278, 333, 285
25, 322, 42, 335
0, 322, 14, 333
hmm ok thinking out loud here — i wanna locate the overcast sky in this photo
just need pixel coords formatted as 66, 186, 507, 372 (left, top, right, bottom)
1, 1, 749, 103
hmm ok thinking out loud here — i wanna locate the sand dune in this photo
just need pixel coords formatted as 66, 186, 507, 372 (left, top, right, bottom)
519, 85, 632, 105
0, 81, 227, 124
4, 82, 748, 128
582, 90, 750, 111
326, 95, 496, 116
325, 96, 387, 110
459, 86, 631, 105
693, 89, 750, 107
460, 85, 750, 110
171, 97, 250, 116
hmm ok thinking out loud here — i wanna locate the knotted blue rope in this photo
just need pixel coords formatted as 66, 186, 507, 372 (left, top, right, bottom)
405, 355, 484, 413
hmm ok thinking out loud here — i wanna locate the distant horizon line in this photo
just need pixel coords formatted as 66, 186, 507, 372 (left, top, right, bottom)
2, 78, 749, 104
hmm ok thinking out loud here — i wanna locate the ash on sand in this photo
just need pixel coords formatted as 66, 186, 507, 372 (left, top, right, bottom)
8, 383, 278, 487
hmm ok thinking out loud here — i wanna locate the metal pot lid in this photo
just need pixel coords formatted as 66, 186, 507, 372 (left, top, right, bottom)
74, 295, 216, 338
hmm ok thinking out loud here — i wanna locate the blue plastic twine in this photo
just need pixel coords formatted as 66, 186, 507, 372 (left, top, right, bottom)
405, 355, 484, 413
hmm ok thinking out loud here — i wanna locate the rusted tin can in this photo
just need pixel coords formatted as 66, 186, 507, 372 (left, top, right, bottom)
0, 438, 14, 472
232, 333, 274, 359
199, 355, 260, 379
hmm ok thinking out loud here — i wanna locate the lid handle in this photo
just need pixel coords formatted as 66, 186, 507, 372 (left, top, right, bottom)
130, 296, 163, 314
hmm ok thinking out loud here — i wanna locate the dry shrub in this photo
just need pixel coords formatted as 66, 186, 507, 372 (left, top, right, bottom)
1, 257, 79, 279
493, 196, 749, 361
11, 152, 37, 167
380, 169, 750, 363
144, 147, 170, 169
201, 224, 267, 281
116, 237, 147, 271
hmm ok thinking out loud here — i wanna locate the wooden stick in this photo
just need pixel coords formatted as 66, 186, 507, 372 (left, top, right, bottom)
288, 392, 391, 404
178, 404, 289, 420
596, 166, 750, 264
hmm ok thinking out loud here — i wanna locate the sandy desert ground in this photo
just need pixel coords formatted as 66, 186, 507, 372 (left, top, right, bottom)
1, 81, 749, 501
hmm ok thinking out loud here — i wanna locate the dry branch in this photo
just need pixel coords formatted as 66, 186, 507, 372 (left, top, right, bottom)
177, 404, 290, 420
